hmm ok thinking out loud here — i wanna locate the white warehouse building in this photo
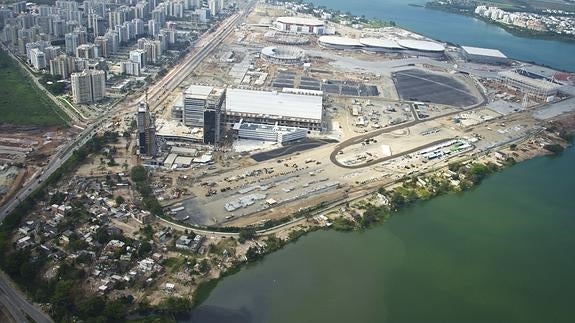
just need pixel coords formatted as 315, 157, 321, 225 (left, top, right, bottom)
225, 88, 324, 132
233, 121, 307, 144
461, 46, 508, 65
273, 16, 325, 34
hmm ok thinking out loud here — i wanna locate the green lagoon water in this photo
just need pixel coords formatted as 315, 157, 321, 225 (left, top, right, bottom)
188, 146, 575, 323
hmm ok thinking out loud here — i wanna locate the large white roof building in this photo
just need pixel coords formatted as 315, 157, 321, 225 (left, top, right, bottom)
396, 39, 445, 52
461, 46, 508, 64
318, 36, 363, 49
225, 89, 324, 131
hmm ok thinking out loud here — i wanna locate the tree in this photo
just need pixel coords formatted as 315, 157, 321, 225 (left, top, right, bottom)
238, 228, 256, 243
115, 195, 125, 205
130, 165, 147, 183
245, 247, 263, 262
198, 259, 210, 274
360, 207, 381, 228
141, 225, 154, 240
390, 190, 406, 207
139, 240, 152, 256
94, 227, 111, 244
50, 280, 74, 321
103, 299, 127, 321
77, 296, 105, 318
160, 297, 192, 313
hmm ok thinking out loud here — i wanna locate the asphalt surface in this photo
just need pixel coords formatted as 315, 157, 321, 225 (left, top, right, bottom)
251, 139, 337, 162
0, 271, 53, 323
393, 69, 480, 107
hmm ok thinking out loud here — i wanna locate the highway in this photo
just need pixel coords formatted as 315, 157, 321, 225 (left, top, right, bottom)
0, 2, 257, 322
141, 0, 257, 112
0, 271, 53, 323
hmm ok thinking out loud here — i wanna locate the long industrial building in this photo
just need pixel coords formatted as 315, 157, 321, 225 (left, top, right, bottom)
233, 121, 307, 144
224, 88, 324, 132
461, 46, 508, 65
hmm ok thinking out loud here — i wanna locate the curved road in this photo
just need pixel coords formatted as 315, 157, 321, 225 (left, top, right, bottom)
330, 83, 488, 169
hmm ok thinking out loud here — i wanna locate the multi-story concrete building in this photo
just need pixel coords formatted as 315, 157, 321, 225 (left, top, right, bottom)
132, 18, 145, 36
225, 88, 324, 132
29, 48, 46, 70
137, 101, 157, 156
147, 19, 159, 36
137, 37, 162, 63
129, 48, 146, 68
64, 32, 79, 55
120, 61, 141, 76
43, 45, 60, 61
174, 85, 225, 144
94, 35, 111, 57
76, 43, 98, 59
71, 69, 106, 104
273, 17, 326, 35
49, 54, 75, 79
233, 121, 307, 144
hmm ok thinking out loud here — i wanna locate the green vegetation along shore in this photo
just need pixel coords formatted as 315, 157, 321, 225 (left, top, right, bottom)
0, 49, 66, 126
425, 1, 575, 43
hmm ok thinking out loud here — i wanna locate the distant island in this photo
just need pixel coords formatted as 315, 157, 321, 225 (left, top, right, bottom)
425, 0, 575, 42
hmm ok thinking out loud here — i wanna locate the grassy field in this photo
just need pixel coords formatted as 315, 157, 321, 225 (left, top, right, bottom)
0, 49, 67, 126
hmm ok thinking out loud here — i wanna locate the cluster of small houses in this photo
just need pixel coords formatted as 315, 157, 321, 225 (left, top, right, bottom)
11, 175, 206, 296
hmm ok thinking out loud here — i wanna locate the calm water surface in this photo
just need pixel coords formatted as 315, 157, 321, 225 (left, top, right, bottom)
187, 145, 575, 323
311, 0, 575, 71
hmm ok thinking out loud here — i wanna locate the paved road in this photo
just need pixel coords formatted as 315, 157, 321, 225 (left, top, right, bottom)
0, 3, 257, 322
0, 271, 53, 323
143, 0, 257, 112
330, 83, 488, 169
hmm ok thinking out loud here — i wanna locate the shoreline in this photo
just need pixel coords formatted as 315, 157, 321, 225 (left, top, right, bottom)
424, 3, 575, 44
1, 1, 575, 321
185, 123, 574, 314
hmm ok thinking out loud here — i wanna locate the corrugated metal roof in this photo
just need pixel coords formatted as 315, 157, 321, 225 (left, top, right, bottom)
226, 88, 323, 121
461, 46, 507, 59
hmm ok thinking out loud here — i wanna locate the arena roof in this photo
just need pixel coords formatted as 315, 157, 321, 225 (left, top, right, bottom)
396, 39, 445, 52
318, 36, 363, 47
461, 46, 507, 58
261, 46, 304, 60
359, 38, 403, 49
276, 16, 325, 26
226, 88, 323, 121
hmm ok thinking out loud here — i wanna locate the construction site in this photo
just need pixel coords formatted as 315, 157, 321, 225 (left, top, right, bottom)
57, 2, 575, 231
0, 125, 73, 206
